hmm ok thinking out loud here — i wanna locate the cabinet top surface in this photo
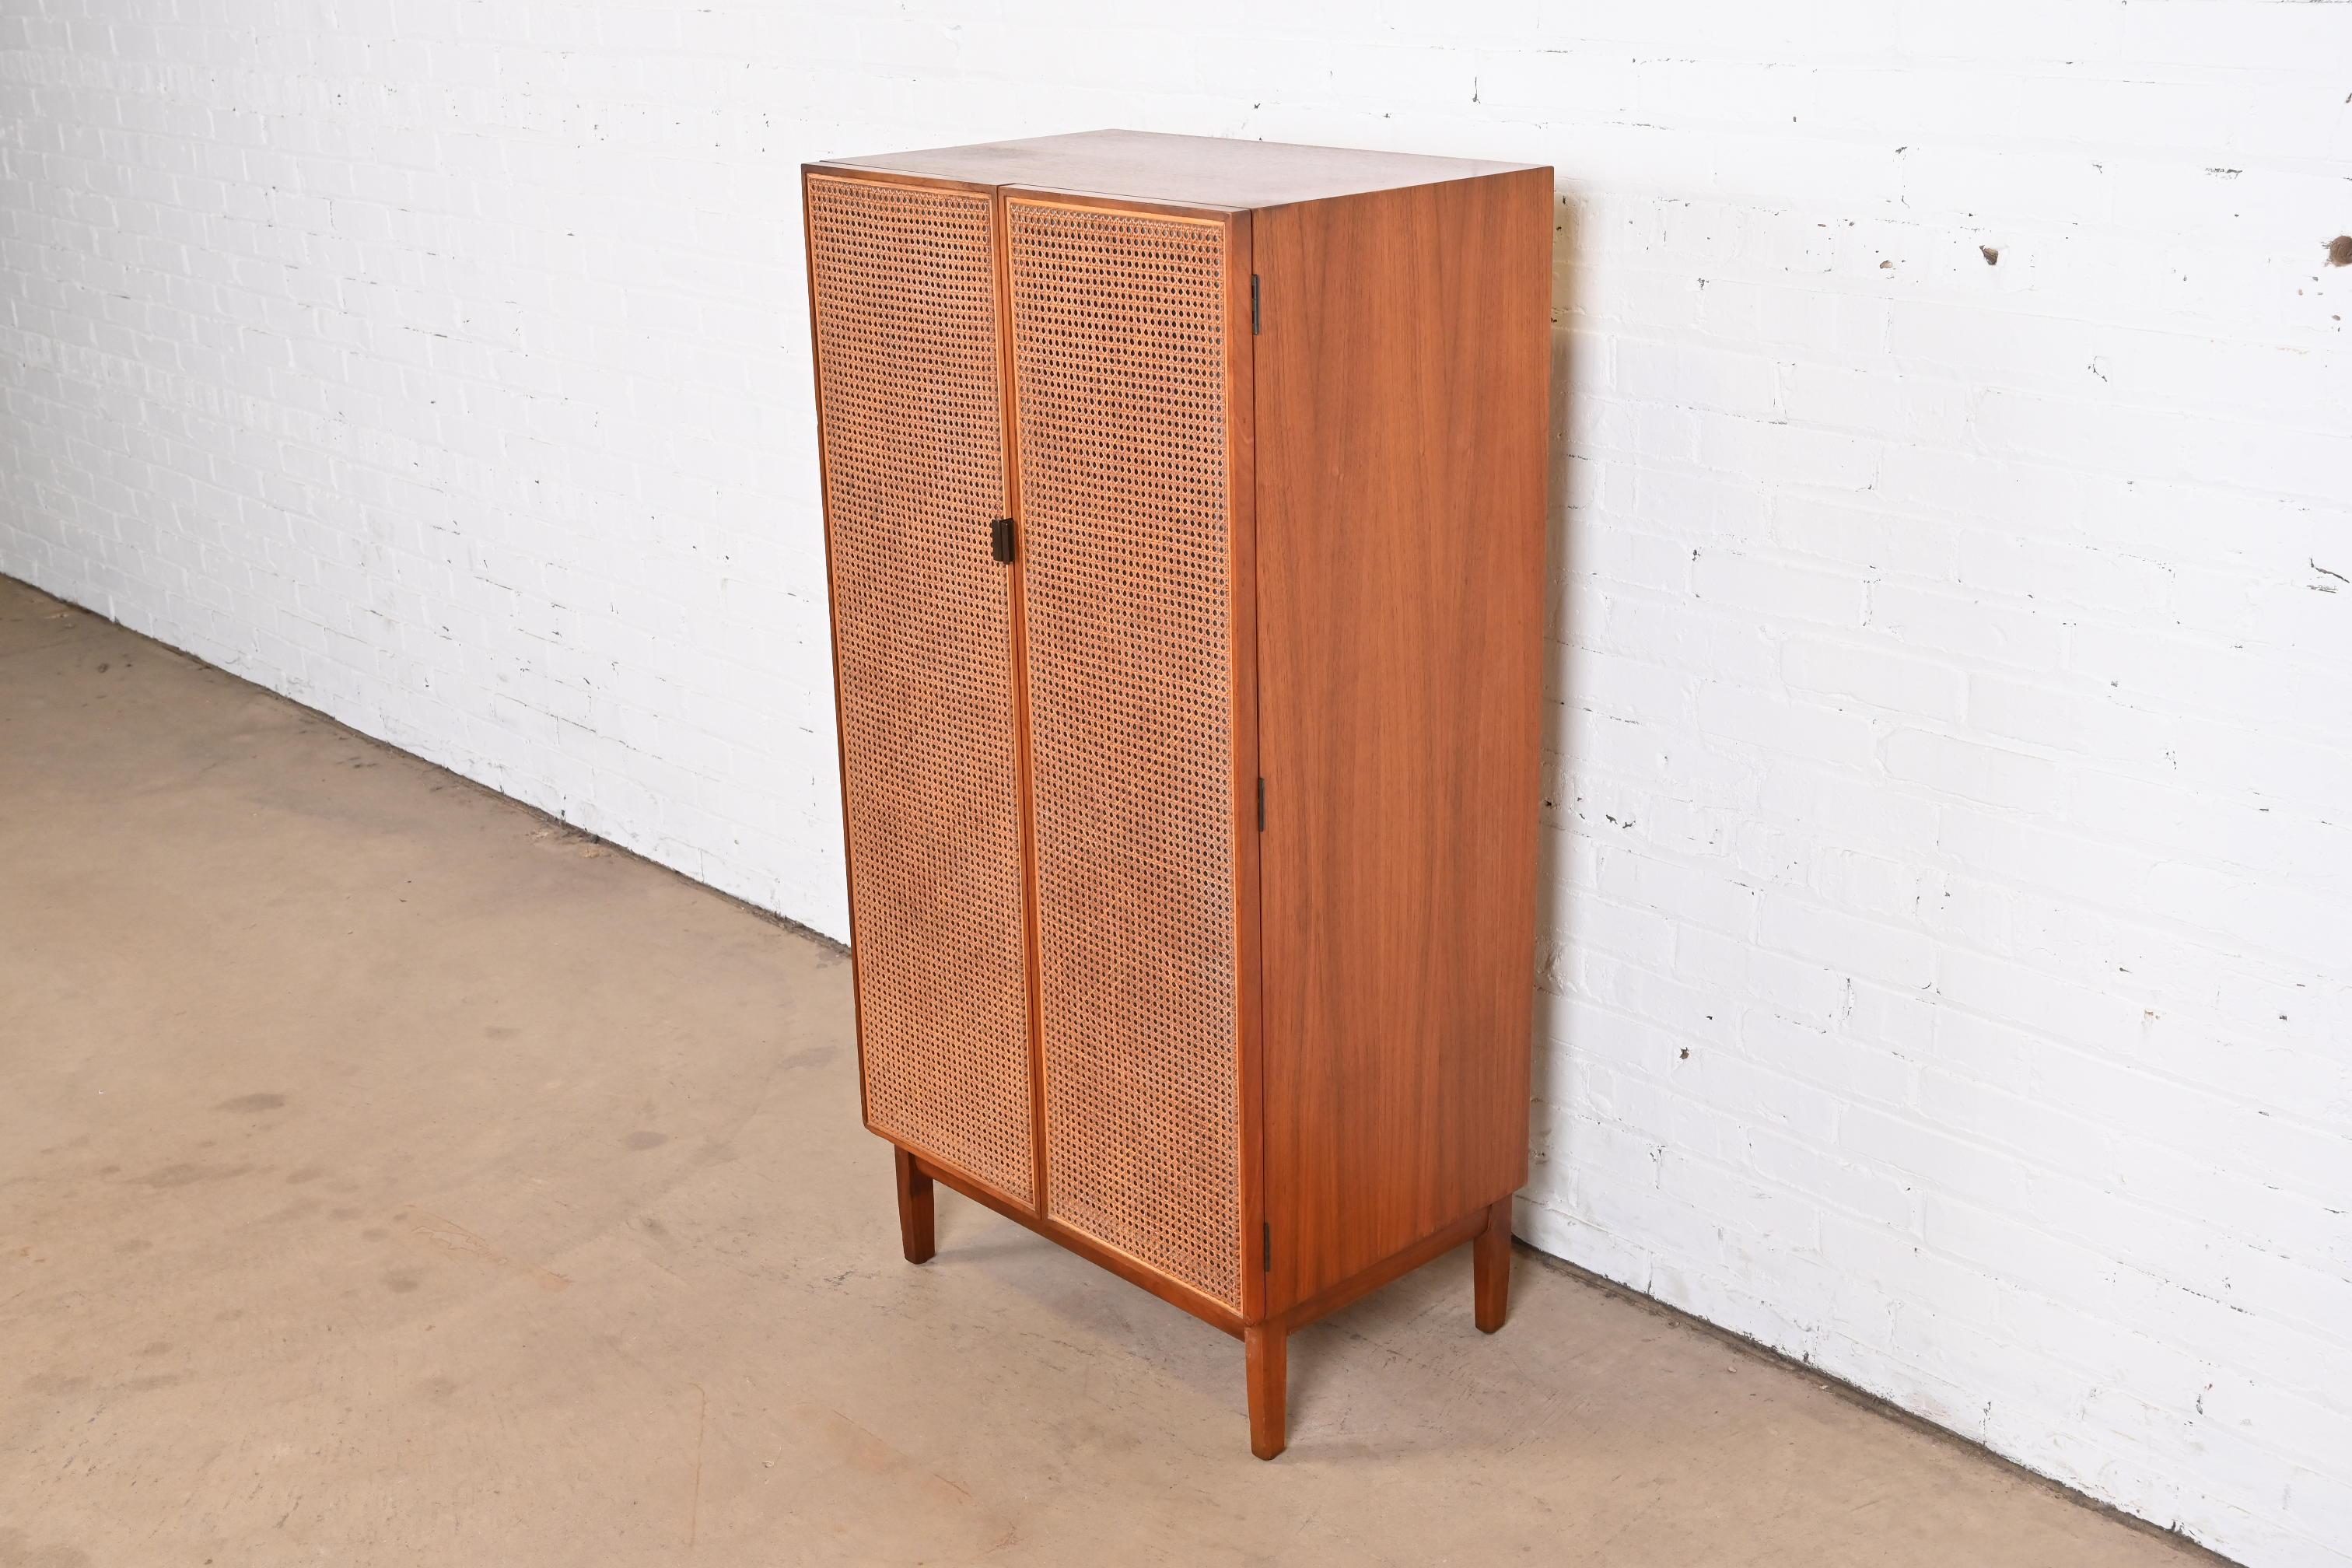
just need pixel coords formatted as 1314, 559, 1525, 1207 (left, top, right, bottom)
811, 128, 1545, 210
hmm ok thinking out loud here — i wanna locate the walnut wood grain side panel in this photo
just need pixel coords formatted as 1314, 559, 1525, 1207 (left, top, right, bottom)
1253, 167, 1553, 1314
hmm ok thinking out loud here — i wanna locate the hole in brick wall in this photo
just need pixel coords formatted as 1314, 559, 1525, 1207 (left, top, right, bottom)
2328, 236, 2352, 267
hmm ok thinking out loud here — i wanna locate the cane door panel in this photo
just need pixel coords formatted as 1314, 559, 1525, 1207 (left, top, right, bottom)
805, 173, 1037, 1208
1003, 195, 1248, 1310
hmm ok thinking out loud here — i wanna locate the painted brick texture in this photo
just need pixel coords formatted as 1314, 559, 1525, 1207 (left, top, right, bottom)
2, 5, 2347, 1563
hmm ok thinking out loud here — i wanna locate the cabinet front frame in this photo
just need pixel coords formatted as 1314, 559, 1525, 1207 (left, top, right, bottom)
804, 163, 1269, 1332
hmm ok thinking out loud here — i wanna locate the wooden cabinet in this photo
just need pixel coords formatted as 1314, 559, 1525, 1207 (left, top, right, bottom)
802, 130, 1552, 1458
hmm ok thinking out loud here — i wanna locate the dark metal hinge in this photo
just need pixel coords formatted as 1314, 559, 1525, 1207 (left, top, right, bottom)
1262, 1221, 1272, 1272
1250, 274, 1261, 334
990, 516, 1014, 563
1255, 776, 1265, 831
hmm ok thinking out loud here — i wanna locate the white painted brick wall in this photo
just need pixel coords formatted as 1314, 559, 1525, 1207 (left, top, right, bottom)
2, 3, 2347, 1562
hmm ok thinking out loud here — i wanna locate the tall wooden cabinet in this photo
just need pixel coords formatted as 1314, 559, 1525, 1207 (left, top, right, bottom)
801, 130, 1552, 1458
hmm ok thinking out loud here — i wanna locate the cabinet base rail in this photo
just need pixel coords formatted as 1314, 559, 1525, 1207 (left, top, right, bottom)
890, 1142, 1515, 1459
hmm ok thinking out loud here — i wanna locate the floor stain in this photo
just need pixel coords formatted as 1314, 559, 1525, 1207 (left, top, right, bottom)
400, 1207, 570, 1293
20, 1372, 90, 1396
137, 1162, 252, 1188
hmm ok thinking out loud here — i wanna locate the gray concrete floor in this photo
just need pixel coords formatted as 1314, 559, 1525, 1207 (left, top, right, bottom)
0, 574, 2217, 1568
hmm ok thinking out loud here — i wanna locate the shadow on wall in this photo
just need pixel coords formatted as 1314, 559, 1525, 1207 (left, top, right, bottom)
1524, 184, 1584, 1227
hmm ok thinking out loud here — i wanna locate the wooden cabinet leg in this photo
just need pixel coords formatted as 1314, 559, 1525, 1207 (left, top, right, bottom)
1245, 1321, 1288, 1460
1475, 1195, 1514, 1333
894, 1147, 935, 1265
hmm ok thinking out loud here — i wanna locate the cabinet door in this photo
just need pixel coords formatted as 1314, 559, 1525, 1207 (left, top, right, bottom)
1003, 195, 1255, 1312
805, 173, 1037, 1208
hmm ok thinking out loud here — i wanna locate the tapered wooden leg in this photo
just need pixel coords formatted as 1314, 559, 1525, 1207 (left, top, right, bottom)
1474, 1195, 1514, 1333
1245, 1320, 1287, 1460
894, 1147, 935, 1265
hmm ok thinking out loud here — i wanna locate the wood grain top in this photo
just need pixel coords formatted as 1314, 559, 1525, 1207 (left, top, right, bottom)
814, 128, 1544, 210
